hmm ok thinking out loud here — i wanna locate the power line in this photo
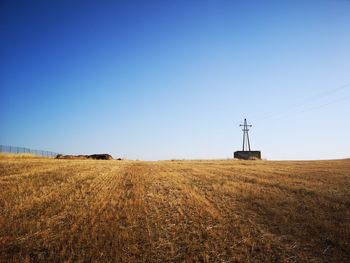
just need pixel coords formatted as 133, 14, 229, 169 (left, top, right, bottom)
253, 82, 350, 122
263, 94, 350, 123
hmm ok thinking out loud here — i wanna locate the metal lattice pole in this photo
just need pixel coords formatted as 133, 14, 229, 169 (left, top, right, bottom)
239, 118, 252, 151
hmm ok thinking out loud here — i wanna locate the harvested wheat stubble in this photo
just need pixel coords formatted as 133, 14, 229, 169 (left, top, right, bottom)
0, 157, 349, 262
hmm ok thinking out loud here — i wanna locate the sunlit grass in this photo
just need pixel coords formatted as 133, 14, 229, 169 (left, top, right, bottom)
0, 153, 42, 159
0, 157, 349, 262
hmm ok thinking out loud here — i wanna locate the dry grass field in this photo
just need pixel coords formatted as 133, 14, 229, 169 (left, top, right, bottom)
0, 155, 349, 262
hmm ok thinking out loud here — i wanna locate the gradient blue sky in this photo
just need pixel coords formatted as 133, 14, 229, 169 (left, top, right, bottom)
1, 0, 349, 160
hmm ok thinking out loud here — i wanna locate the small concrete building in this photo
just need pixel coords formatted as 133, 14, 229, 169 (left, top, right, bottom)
234, 151, 261, 160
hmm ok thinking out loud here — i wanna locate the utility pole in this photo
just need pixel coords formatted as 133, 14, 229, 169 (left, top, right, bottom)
239, 118, 252, 151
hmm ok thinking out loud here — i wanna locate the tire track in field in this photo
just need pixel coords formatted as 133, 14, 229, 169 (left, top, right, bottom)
32, 161, 130, 262
37, 162, 151, 262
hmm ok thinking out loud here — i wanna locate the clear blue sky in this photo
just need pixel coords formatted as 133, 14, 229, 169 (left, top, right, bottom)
1, 0, 349, 160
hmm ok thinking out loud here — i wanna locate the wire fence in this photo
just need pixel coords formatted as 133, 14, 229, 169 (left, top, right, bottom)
0, 145, 60, 158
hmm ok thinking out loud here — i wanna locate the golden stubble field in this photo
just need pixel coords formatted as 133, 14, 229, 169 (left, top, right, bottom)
0, 155, 349, 262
